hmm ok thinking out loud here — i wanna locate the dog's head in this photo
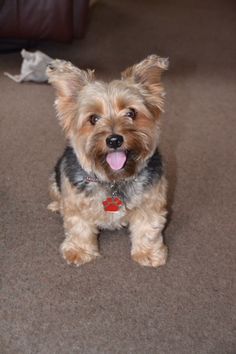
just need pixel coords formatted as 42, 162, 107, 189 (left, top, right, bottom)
47, 55, 168, 181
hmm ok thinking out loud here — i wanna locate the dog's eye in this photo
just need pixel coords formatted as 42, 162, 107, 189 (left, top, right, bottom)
125, 108, 136, 119
89, 114, 101, 125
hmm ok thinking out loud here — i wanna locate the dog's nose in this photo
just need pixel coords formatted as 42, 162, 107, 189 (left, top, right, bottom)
106, 134, 124, 149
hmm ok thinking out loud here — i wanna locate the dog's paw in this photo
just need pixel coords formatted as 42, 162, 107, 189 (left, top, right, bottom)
131, 244, 168, 267
47, 201, 60, 212
102, 197, 123, 212
61, 242, 100, 266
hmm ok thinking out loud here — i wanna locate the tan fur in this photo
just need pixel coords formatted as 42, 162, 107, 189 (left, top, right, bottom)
47, 55, 169, 267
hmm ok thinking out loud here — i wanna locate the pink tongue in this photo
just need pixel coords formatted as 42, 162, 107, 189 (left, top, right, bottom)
106, 151, 127, 171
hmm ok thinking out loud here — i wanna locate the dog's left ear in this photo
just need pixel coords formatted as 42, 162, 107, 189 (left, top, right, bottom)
121, 55, 169, 111
47, 60, 95, 135
122, 55, 168, 85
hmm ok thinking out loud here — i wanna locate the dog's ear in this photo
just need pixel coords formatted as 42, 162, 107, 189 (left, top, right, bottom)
121, 55, 169, 111
47, 60, 94, 97
121, 55, 168, 85
47, 60, 94, 135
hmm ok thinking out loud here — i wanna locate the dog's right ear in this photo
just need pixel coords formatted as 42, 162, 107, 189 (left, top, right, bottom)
47, 60, 94, 97
47, 60, 94, 135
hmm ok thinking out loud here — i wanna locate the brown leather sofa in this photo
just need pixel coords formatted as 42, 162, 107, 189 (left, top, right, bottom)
0, 0, 89, 45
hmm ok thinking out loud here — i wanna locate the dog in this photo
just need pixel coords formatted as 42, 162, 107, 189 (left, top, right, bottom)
47, 55, 169, 267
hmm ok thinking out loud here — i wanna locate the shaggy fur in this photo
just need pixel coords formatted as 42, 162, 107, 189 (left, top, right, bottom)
47, 55, 169, 267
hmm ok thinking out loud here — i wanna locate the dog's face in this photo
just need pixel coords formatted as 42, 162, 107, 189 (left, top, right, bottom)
47, 55, 168, 181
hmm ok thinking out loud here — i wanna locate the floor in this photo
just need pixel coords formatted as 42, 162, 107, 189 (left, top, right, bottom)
0, 0, 236, 353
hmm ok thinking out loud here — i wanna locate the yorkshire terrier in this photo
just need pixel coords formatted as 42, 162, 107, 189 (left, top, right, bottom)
47, 55, 169, 267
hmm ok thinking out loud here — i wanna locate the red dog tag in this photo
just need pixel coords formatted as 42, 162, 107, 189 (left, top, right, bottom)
102, 197, 123, 213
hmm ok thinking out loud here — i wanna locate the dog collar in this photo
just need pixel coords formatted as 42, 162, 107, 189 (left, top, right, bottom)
71, 172, 99, 186
84, 176, 99, 183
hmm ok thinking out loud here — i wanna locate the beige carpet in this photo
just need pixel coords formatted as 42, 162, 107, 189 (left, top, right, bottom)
1, 0, 235, 353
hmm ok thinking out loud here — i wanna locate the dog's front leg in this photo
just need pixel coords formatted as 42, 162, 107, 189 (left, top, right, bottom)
60, 213, 100, 266
129, 208, 168, 268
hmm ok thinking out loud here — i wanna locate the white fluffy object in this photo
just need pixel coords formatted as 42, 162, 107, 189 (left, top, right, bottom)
4, 49, 53, 83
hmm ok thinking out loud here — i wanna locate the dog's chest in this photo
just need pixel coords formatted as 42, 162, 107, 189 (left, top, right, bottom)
81, 184, 127, 229
74, 181, 143, 230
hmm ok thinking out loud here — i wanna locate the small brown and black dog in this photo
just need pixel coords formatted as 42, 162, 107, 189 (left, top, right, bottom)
47, 55, 169, 267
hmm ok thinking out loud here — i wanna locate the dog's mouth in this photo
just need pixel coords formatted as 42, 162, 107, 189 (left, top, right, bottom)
106, 150, 128, 171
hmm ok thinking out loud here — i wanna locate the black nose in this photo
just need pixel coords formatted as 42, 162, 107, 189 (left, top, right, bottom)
106, 134, 124, 149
